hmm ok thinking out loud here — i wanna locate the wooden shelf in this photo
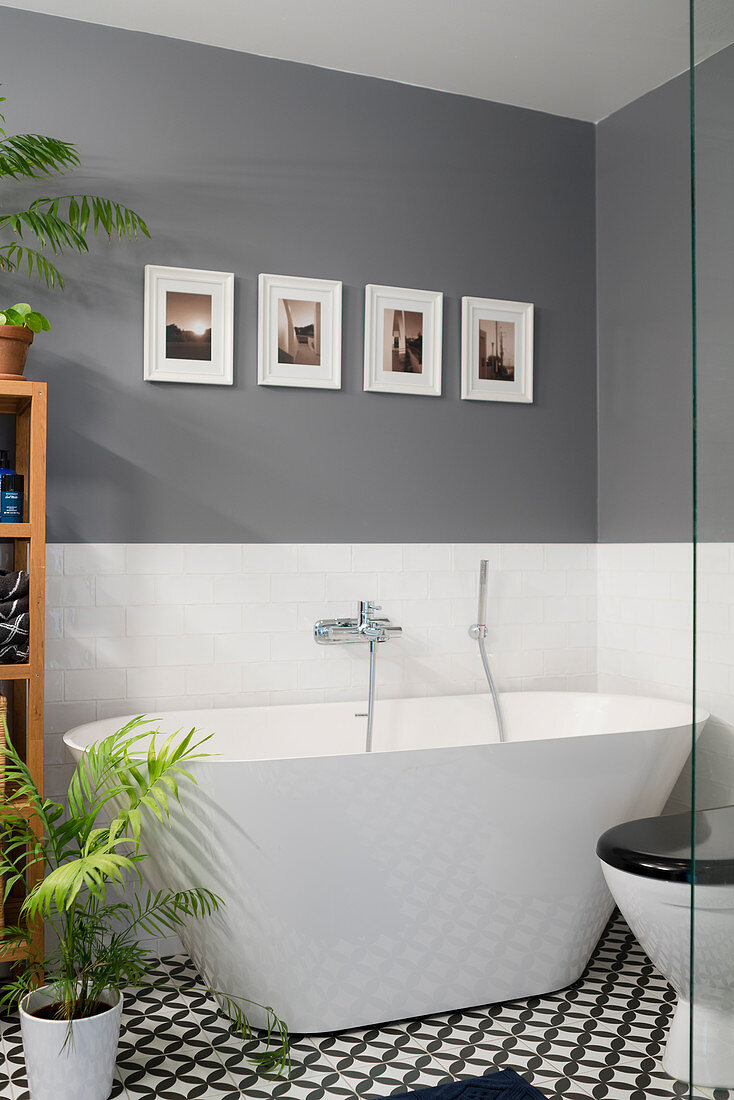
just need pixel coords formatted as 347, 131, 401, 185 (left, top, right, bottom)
0, 379, 46, 972
0, 524, 32, 539
0, 379, 45, 416
0, 664, 34, 680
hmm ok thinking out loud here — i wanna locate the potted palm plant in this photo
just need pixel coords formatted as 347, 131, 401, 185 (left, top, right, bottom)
0, 87, 149, 374
0, 716, 289, 1100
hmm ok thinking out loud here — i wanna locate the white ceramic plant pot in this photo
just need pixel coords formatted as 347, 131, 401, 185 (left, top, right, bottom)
20, 985, 122, 1100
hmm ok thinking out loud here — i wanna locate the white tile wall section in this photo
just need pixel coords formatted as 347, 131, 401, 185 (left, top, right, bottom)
596, 543, 694, 704
596, 542, 734, 814
43, 540, 734, 822
43, 542, 598, 798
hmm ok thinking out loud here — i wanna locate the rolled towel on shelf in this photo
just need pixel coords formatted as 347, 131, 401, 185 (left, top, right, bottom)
0, 594, 28, 620
0, 612, 29, 663
0, 572, 30, 662
0, 570, 28, 603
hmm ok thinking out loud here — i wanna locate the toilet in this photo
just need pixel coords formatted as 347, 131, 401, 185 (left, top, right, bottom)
597, 805, 734, 1091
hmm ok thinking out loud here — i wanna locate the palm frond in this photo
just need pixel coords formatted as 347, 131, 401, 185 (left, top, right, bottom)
23, 843, 137, 919
131, 977, 290, 1076
0, 196, 149, 287
115, 887, 221, 938
30, 194, 150, 242
0, 243, 64, 287
0, 722, 56, 865
0, 204, 88, 254
0, 721, 42, 807
0, 923, 30, 953
0, 132, 80, 180
0, 820, 46, 890
67, 718, 211, 851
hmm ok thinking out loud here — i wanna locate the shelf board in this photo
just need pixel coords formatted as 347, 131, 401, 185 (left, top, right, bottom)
0, 380, 43, 416
0, 399, 30, 416
0, 524, 31, 539
0, 664, 33, 680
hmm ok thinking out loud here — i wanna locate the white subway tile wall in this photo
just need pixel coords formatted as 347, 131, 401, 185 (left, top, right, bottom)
44, 543, 598, 798
596, 542, 734, 814
44, 541, 734, 819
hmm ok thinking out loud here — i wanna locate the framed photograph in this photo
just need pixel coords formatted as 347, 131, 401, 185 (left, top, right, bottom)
258, 274, 342, 389
364, 285, 442, 396
461, 296, 534, 403
144, 265, 234, 385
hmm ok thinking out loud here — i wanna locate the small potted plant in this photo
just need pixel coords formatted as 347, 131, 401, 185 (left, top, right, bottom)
0, 717, 289, 1100
0, 87, 149, 375
0, 304, 50, 377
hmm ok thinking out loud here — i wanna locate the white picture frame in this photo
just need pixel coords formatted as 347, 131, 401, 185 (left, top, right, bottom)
144, 265, 234, 385
461, 296, 534, 403
258, 274, 342, 389
364, 285, 443, 397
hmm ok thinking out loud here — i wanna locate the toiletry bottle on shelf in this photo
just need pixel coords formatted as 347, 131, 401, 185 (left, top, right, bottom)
0, 474, 23, 522
0, 450, 14, 483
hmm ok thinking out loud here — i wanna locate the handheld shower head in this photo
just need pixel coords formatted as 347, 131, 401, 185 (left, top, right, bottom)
477, 559, 489, 627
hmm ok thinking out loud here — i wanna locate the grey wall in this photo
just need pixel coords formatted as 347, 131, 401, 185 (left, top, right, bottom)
596, 44, 734, 544
693, 45, 734, 542
596, 71, 693, 542
0, 8, 598, 543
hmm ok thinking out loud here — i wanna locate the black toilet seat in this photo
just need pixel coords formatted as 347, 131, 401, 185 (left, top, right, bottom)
597, 804, 734, 885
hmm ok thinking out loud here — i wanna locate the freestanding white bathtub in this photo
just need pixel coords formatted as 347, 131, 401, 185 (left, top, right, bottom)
64, 691, 706, 1033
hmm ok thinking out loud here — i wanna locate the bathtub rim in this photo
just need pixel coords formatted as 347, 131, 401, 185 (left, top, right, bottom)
62, 689, 709, 766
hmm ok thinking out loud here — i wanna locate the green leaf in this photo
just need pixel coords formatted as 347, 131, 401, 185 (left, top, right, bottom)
0, 245, 65, 288
10, 302, 31, 317
3, 308, 23, 326
29, 312, 49, 334
0, 132, 80, 180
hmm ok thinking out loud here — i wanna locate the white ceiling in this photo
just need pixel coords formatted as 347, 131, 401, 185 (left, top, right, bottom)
2, 0, 734, 122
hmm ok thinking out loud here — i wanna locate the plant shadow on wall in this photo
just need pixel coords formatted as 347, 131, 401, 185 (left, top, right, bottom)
0, 717, 289, 1100
0, 86, 149, 374
42, 354, 270, 542
41, 352, 348, 543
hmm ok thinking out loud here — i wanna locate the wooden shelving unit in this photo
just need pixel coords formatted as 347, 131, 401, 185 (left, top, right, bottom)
0, 379, 47, 967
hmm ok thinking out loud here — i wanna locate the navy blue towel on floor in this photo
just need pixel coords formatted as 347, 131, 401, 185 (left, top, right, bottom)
374, 1068, 547, 1100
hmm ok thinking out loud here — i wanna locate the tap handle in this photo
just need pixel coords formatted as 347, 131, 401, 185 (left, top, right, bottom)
358, 600, 381, 623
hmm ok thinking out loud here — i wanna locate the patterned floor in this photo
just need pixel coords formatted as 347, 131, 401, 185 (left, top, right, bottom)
0, 913, 729, 1100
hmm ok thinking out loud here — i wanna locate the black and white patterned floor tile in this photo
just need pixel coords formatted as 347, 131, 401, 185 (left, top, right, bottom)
0, 913, 731, 1100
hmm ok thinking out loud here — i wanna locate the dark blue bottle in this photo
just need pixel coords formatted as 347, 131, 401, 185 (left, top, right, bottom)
0, 474, 24, 522
0, 450, 14, 484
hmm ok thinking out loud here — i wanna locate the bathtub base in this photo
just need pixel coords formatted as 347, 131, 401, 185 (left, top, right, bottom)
178, 891, 617, 1033
62, 692, 705, 1034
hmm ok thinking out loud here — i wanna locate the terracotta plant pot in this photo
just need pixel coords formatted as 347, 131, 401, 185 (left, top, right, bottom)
0, 326, 34, 379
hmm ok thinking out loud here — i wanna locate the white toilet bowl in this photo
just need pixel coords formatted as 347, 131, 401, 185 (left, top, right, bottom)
598, 805, 734, 1091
